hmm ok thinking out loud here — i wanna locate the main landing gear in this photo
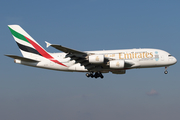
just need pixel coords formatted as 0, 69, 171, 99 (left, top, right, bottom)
86, 72, 104, 79
164, 67, 168, 74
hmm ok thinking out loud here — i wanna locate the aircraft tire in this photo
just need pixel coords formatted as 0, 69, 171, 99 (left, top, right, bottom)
100, 76, 104, 79
86, 73, 90, 77
164, 71, 168, 74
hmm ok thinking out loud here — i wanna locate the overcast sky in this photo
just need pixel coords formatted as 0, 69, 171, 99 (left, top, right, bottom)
1, 0, 180, 120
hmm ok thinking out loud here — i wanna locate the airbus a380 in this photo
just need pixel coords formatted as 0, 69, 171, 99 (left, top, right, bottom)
6, 25, 177, 79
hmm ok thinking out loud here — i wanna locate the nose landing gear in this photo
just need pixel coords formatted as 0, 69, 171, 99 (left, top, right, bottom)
86, 72, 104, 79
164, 67, 168, 74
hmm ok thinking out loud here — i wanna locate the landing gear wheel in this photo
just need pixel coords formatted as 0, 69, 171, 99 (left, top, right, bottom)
100, 76, 104, 79
85, 72, 104, 79
94, 72, 98, 79
86, 73, 90, 77
164, 67, 168, 74
86, 72, 94, 77
164, 70, 168, 74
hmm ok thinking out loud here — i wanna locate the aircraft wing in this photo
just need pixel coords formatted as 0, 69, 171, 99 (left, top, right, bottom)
45, 42, 134, 71
51, 44, 85, 54
45, 41, 86, 55
46, 42, 109, 70
5, 55, 39, 62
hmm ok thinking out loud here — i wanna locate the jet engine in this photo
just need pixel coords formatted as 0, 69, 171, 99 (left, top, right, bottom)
109, 60, 124, 69
89, 55, 104, 64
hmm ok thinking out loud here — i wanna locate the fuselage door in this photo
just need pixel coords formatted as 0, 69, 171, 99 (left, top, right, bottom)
160, 55, 164, 61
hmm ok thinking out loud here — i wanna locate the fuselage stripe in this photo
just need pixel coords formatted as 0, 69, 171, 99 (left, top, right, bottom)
16, 42, 42, 56
24, 36, 67, 67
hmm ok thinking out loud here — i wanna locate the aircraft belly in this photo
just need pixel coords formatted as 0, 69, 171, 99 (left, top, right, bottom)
36, 61, 68, 71
139, 61, 155, 67
138, 60, 169, 68
68, 64, 88, 72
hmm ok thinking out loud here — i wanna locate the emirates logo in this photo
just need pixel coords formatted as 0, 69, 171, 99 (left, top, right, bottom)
96, 56, 99, 61
116, 62, 120, 67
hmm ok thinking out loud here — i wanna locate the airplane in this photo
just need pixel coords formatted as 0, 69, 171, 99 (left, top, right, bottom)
5, 25, 177, 79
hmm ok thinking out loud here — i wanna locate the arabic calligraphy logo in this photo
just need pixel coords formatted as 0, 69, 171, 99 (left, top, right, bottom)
96, 56, 99, 61
116, 61, 120, 67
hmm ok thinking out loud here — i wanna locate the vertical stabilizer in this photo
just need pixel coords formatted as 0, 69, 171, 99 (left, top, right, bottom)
8, 25, 67, 67
8, 25, 47, 58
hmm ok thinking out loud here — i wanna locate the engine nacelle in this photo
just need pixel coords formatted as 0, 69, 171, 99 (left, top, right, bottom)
89, 55, 104, 64
109, 60, 125, 69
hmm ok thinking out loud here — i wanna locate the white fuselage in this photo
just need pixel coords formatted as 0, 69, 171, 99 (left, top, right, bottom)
15, 48, 177, 73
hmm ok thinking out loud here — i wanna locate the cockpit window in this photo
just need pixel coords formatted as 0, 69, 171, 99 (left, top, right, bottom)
168, 55, 172, 57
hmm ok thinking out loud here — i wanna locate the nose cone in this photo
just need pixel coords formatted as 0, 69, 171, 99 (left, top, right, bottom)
168, 56, 177, 65
173, 57, 177, 64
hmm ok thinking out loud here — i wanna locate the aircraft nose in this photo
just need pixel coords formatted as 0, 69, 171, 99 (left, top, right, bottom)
173, 56, 177, 64
168, 56, 177, 65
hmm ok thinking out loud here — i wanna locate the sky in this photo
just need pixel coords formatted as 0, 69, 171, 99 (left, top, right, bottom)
1, 0, 180, 120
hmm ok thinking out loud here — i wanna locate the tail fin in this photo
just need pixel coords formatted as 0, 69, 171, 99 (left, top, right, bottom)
8, 25, 67, 67
8, 25, 48, 58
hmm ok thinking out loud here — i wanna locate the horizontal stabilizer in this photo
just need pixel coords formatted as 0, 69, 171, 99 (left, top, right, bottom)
5, 55, 39, 62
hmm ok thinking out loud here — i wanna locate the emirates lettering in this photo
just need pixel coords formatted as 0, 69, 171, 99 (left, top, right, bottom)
119, 52, 153, 59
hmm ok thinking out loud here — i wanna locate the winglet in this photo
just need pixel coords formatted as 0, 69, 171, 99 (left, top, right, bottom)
45, 41, 51, 48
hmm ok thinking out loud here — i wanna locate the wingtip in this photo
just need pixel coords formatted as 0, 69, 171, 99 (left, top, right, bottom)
45, 41, 51, 48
